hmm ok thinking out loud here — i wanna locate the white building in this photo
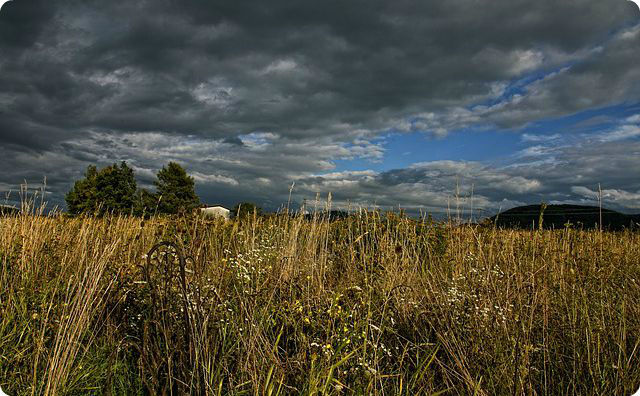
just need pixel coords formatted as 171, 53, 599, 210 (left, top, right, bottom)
200, 205, 231, 220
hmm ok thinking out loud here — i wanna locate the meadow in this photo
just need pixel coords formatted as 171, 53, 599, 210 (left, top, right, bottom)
0, 209, 639, 395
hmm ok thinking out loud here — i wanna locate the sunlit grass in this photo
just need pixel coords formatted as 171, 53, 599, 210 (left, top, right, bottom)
0, 209, 639, 395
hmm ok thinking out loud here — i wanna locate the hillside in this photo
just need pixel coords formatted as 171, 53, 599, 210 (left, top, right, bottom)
490, 204, 639, 230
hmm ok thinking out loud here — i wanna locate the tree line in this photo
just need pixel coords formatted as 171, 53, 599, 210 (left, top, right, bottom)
65, 161, 262, 218
66, 162, 200, 216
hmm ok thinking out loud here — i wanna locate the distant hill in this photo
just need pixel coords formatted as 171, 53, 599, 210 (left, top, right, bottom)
489, 204, 639, 230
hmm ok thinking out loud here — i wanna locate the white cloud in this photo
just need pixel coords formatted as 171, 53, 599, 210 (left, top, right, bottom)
571, 185, 599, 199
597, 124, 640, 142
239, 132, 278, 150
521, 133, 561, 142
191, 172, 239, 185
263, 59, 298, 74
625, 114, 640, 123
572, 185, 640, 209
514, 145, 560, 158
192, 80, 235, 108
510, 49, 546, 75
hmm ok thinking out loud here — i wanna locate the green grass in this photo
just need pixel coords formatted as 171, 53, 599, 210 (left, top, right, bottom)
0, 210, 639, 395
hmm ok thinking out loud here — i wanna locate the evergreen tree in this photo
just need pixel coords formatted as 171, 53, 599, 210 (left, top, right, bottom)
66, 162, 137, 215
154, 162, 200, 214
134, 188, 161, 217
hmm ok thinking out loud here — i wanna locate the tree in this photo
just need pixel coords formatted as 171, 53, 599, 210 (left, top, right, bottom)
134, 188, 161, 217
66, 162, 138, 215
154, 162, 200, 215
232, 202, 262, 219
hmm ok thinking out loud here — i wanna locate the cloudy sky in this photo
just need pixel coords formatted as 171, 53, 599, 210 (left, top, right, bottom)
1, 0, 639, 216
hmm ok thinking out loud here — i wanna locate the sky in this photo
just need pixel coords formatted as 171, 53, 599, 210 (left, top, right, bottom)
1, 0, 639, 217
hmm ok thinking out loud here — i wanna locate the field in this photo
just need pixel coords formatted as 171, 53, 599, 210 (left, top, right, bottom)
0, 211, 639, 395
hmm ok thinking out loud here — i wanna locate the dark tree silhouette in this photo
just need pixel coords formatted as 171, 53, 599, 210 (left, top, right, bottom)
232, 202, 262, 219
154, 162, 200, 215
66, 162, 137, 215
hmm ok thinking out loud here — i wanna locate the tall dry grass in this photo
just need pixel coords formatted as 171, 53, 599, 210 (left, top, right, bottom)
0, 209, 639, 395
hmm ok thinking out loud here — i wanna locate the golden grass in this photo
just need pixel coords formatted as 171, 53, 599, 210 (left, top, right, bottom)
0, 210, 639, 395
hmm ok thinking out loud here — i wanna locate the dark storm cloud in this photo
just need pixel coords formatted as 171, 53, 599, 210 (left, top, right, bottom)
3, 0, 637, 141
0, 0, 639, 211
0, 0, 54, 49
